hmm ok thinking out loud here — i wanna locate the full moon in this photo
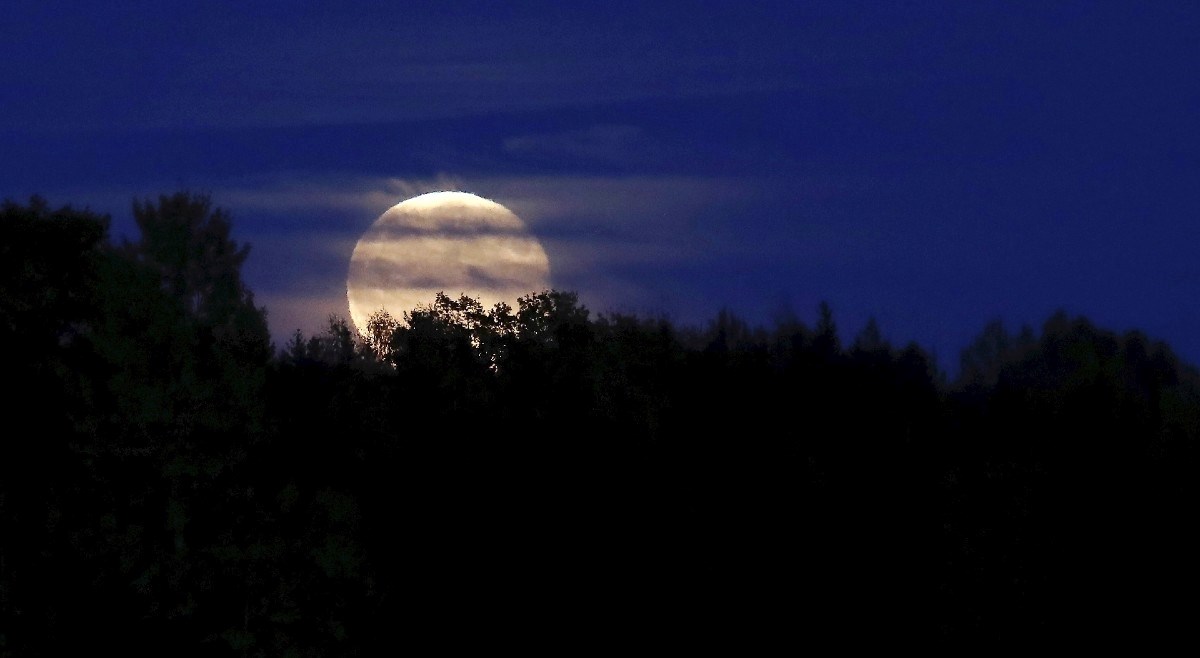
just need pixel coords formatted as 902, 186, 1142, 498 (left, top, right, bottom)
346, 191, 551, 335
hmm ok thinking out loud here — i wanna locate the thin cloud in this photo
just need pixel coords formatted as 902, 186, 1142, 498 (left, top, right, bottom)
258, 292, 355, 343
33, 170, 865, 348
503, 125, 646, 164
160, 170, 863, 344
232, 172, 776, 340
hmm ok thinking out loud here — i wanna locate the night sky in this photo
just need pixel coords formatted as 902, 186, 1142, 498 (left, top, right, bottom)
4, 1, 1198, 374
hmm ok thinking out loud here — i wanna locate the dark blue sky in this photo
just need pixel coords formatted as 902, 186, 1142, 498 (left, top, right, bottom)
4, 1, 1198, 373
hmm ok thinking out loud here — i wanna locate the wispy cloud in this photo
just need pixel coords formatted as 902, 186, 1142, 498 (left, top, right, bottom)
503, 125, 645, 165
209, 171, 823, 340
2, 3, 830, 131
258, 291, 355, 346
29, 169, 865, 343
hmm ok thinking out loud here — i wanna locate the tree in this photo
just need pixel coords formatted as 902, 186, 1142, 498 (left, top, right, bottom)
514, 290, 590, 346
365, 309, 401, 363
74, 193, 275, 649
504, 290, 595, 414
0, 197, 114, 652
814, 300, 840, 356
305, 315, 361, 366
0, 196, 109, 349
0, 196, 110, 422
129, 192, 257, 323
851, 316, 889, 357
120, 191, 271, 424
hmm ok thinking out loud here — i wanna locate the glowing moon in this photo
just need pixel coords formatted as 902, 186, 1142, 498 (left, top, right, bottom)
346, 191, 551, 335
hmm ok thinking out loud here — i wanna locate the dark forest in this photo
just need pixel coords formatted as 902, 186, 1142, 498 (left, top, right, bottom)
2, 193, 1196, 653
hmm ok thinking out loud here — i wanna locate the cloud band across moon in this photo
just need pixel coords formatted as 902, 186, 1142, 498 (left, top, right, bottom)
346, 191, 551, 334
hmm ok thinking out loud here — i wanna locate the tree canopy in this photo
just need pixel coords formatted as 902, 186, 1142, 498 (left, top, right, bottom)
1, 193, 1196, 652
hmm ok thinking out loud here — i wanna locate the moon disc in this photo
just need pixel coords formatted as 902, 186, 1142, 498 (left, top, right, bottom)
346, 191, 551, 335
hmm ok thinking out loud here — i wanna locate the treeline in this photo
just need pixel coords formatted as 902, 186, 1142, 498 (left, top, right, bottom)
1, 194, 1197, 653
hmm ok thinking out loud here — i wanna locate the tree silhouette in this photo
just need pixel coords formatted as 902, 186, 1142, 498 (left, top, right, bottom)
0, 197, 114, 652
813, 299, 840, 356
4, 191, 1200, 650
0, 193, 285, 652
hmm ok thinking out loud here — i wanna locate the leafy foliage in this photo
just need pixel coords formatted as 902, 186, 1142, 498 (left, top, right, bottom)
1, 193, 1197, 652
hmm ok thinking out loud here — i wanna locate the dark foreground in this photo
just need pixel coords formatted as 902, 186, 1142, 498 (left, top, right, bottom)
2, 196, 1196, 653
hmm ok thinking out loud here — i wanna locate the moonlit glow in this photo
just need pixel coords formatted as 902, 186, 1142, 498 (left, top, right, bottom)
346, 191, 551, 335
